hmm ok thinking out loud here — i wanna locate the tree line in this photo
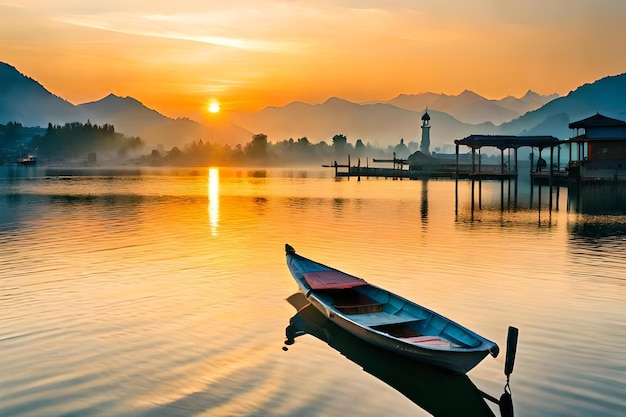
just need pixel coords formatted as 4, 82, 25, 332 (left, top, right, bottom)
140, 134, 421, 167
2, 120, 423, 166
31, 121, 143, 162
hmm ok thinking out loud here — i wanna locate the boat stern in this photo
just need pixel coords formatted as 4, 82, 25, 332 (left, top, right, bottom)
489, 343, 500, 358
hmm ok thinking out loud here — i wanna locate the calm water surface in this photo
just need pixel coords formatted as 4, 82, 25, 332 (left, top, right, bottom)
0, 166, 624, 417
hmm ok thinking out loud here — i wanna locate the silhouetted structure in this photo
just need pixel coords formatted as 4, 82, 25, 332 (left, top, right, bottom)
454, 135, 562, 180
420, 110, 431, 155
328, 114, 626, 184
566, 113, 626, 181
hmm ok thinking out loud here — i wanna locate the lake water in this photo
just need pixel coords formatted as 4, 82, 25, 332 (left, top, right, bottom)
0, 165, 624, 417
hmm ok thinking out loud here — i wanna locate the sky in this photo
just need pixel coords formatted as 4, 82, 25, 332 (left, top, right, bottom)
1, 0, 625, 120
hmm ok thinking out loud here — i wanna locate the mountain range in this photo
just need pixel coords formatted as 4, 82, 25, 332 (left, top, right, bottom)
384, 89, 558, 125
2, 61, 626, 151
0, 62, 252, 148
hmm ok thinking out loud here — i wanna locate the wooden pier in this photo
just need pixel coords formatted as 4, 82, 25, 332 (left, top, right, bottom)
334, 166, 519, 180
324, 156, 516, 180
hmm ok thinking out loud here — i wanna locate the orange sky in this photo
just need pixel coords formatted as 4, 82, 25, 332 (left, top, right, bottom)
1, 1, 625, 121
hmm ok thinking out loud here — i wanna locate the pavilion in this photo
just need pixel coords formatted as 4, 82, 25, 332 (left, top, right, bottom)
453, 135, 563, 179
566, 113, 626, 181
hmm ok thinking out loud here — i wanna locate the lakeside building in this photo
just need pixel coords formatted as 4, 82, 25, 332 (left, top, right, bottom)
566, 113, 626, 181
453, 113, 626, 183
330, 112, 626, 183
453, 135, 561, 180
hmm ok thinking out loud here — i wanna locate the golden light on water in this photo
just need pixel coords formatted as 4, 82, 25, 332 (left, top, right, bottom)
1, 168, 625, 416
208, 168, 219, 236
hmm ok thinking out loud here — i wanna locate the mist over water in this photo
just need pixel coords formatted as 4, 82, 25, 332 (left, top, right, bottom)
0, 166, 624, 417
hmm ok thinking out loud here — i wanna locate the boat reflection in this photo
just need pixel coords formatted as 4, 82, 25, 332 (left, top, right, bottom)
284, 298, 513, 417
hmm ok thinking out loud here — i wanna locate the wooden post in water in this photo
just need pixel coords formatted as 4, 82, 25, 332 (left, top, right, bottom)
455, 144, 459, 179
471, 148, 476, 175
549, 146, 554, 210
505, 326, 519, 379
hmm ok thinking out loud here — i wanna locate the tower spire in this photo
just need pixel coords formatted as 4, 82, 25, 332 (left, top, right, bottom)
420, 109, 431, 154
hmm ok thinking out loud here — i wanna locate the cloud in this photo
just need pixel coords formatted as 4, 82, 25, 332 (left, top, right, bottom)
54, 13, 300, 52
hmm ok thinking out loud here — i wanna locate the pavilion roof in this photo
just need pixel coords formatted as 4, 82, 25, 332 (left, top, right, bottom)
569, 113, 626, 129
454, 135, 562, 150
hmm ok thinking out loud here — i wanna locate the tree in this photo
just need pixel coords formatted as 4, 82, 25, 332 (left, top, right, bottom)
393, 138, 410, 158
297, 136, 310, 150
332, 134, 349, 156
354, 139, 365, 156
245, 133, 269, 160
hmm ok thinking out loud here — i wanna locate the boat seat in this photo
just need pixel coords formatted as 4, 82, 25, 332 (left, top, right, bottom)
335, 303, 383, 314
403, 335, 462, 348
345, 311, 416, 327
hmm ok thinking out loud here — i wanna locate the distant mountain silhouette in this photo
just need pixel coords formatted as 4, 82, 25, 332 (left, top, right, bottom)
0, 62, 81, 126
499, 73, 626, 139
3, 60, 626, 151
76, 94, 252, 148
498, 90, 559, 116
78, 94, 165, 127
385, 89, 556, 125
0, 62, 252, 148
234, 73, 626, 147
231, 97, 498, 151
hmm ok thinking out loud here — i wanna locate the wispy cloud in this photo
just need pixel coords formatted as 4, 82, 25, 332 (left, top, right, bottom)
3, 0, 625, 114
55, 13, 301, 52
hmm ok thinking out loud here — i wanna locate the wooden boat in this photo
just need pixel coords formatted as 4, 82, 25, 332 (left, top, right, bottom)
285, 244, 500, 374
284, 302, 499, 416
18, 155, 37, 165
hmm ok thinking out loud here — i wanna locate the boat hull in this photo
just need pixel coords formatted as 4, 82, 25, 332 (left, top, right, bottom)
285, 244, 498, 374
326, 308, 490, 374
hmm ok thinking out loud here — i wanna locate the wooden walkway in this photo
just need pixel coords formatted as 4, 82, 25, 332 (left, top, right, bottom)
333, 166, 517, 180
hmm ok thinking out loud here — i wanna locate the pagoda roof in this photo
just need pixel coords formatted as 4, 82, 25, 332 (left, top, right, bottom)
569, 113, 626, 129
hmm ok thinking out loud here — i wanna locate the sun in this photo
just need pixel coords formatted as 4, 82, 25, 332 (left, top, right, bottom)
208, 102, 220, 113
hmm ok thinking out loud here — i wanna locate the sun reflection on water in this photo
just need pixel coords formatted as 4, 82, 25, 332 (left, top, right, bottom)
208, 168, 219, 236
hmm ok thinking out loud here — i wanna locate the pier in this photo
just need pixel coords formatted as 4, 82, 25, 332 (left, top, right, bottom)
327, 163, 514, 180
323, 143, 539, 181
326, 113, 626, 185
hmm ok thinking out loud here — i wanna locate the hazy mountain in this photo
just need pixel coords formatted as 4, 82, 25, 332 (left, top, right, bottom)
0, 62, 252, 148
497, 90, 559, 115
232, 97, 498, 150
3, 60, 625, 152
499, 73, 626, 139
234, 73, 626, 148
77, 94, 252, 148
383, 92, 441, 114
385, 90, 556, 125
0, 62, 82, 126
78, 94, 165, 127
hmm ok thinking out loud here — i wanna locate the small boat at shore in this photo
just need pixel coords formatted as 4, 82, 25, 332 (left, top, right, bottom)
18, 155, 38, 165
285, 244, 500, 374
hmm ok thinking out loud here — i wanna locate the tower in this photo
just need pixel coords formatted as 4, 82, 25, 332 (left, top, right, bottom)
420, 110, 431, 154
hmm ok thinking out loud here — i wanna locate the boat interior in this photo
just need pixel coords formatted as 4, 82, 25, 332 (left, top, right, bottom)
322, 288, 383, 315
314, 286, 476, 349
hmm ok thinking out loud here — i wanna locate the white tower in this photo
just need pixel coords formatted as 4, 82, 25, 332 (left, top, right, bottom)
420, 110, 431, 154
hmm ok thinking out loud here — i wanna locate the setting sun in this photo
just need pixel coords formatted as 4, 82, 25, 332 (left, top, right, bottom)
208, 102, 220, 113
